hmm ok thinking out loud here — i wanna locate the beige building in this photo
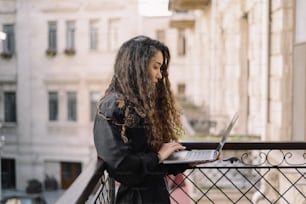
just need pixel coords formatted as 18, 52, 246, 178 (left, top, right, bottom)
0, 0, 304, 194
169, 0, 305, 142
167, 1, 305, 202
0, 0, 194, 192
0, 0, 170, 191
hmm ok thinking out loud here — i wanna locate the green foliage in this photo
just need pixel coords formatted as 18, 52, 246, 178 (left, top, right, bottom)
26, 179, 43, 194
44, 175, 58, 190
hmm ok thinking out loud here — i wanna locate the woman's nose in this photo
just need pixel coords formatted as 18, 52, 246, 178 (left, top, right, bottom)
157, 70, 162, 79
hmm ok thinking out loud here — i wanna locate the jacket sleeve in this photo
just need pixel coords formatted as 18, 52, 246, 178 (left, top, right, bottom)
94, 116, 161, 186
94, 116, 190, 184
93, 95, 160, 186
162, 163, 190, 176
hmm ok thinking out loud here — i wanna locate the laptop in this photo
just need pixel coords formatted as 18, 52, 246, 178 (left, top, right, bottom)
163, 113, 239, 164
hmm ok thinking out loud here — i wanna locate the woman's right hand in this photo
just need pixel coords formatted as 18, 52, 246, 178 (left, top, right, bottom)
157, 141, 186, 163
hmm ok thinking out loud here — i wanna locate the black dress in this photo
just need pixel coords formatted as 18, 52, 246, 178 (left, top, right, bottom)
93, 93, 188, 204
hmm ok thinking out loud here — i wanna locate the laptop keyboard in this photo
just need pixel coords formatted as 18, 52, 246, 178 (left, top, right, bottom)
186, 150, 213, 160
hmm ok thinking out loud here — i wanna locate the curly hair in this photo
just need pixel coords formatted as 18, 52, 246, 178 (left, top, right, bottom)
100, 35, 182, 152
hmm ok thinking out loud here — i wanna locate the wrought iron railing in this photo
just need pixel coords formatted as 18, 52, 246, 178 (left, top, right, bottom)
56, 142, 306, 204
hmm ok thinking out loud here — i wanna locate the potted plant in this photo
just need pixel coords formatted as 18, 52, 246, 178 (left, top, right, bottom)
46, 48, 57, 57
0, 50, 13, 59
26, 179, 43, 194
44, 175, 58, 190
64, 48, 76, 56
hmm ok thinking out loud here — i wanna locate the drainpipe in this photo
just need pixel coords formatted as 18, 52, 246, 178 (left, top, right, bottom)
262, 0, 271, 141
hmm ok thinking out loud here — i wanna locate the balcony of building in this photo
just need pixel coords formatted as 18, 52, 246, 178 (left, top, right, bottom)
56, 141, 306, 204
169, 0, 210, 11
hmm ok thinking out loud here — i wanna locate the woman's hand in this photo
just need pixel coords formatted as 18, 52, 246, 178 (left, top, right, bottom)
157, 141, 186, 163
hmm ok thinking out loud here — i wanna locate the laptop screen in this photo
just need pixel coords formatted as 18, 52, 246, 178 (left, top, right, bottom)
216, 113, 239, 152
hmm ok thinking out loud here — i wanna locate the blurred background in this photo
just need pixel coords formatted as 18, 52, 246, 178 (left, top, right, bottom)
0, 0, 305, 202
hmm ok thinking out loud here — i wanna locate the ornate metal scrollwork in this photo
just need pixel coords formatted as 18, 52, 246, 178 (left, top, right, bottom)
234, 150, 306, 166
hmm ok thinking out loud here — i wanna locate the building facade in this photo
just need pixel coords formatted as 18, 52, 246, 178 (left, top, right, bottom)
169, 0, 305, 142
0, 0, 194, 192
0, 0, 152, 191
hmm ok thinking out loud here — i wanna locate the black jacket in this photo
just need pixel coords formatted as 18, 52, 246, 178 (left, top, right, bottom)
93, 93, 188, 204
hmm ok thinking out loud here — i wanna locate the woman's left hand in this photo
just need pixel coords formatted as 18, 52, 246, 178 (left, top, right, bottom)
158, 141, 186, 163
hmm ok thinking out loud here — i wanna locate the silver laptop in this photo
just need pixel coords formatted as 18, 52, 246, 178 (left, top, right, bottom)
163, 113, 239, 164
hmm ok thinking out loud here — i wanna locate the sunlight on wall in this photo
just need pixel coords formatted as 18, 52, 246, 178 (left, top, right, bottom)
138, 0, 172, 17
0, 31, 6, 40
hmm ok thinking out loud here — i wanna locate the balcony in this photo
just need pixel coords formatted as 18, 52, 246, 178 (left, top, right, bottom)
170, 19, 195, 29
56, 142, 306, 204
169, 0, 211, 11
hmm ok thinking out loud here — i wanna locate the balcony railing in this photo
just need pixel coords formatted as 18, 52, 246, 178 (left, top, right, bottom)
56, 142, 306, 204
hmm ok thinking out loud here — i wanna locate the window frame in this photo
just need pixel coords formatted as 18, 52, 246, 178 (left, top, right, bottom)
177, 29, 186, 56
292, 0, 306, 141
108, 18, 120, 51
90, 91, 100, 121
156, 29, 166, 43
48, 21, 57, 51
2, 24, 15, 55
4, 92, 17, 123
89, 20, 99, 51
66, 21, 76, 50
48, 91, 59, 121
67, 91, 77, 121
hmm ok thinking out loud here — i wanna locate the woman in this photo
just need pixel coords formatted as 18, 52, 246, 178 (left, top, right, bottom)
93, 35, 188, 204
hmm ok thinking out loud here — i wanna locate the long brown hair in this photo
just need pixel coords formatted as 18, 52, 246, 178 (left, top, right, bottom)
100, 35, 182, 151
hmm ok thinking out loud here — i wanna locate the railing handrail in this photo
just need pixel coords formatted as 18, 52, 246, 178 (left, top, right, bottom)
55, 157, 105, 204
181, 141, 306, 150
56, 142, 306, 203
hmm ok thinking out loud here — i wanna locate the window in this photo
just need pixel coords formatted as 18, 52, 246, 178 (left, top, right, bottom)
108, 18, 120, 51
4, 92, 16, 122
292, 0, 306, 141
66, 21, 75, 50
2, 158, 16, 189
90, 92, 100, 121
156, 29, 166, 43
295, 0, 306, 43
60, 162, 82, 189
2, 24, 15, 55
89, 20, 99, 50
48, 92, 58, 121
177, 29, 186, 56
177, 83, 186, 97
48, 21, 57, 51
67, 92, 77, 121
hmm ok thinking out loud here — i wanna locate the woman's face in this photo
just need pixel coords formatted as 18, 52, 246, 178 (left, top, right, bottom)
148, 50, 163, 84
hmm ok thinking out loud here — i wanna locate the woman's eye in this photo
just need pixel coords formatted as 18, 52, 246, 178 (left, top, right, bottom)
160, 65, 165, 72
